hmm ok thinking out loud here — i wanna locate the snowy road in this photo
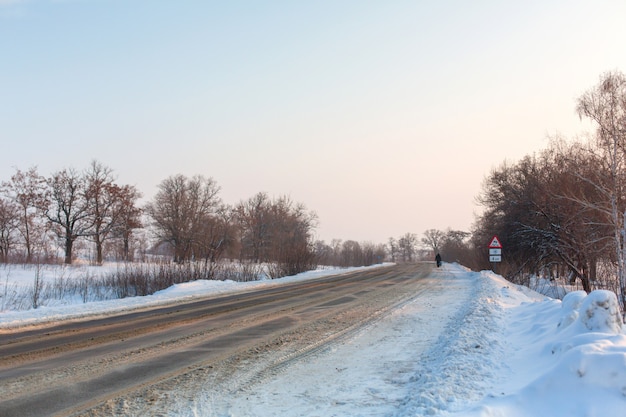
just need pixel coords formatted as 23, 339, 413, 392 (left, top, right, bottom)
186, 264, 473, 417
3, 263, 623, 416
83, 264, 473, 417
0, 263, 452, 417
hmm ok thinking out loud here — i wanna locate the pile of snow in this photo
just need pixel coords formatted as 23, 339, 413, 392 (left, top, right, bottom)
440, 268, 626, 417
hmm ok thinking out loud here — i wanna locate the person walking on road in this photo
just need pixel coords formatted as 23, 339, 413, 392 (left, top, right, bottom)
435, 253, 442, 268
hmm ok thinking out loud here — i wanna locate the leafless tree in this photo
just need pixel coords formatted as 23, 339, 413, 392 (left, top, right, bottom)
234, 192, 272, 263
421, 229, 445, 255
83, 160, 126, 265
340, 240, 363, 266
145, 174, 221, 263
234, 193, 317, 275
194, 204, 234, 272
267, 196, 317, 276
111, 184, 143, 262
387, 237, 398, 262
440, 229, 472, 265
398, 233, 418, 262
41, 168, 92, 264
576, 70, 626, 299
0, 198, 19, 262
1, 167, 47, 262
474, 141, 612, 291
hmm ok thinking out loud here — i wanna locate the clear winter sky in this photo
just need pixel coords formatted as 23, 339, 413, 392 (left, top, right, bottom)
1, 1, 625, 244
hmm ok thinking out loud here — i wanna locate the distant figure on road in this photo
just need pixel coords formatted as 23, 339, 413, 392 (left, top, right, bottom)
435, 253, 442, 268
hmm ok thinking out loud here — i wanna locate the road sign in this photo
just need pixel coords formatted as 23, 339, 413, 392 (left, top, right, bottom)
488, 236, 502, 249
488, 235, 502, 264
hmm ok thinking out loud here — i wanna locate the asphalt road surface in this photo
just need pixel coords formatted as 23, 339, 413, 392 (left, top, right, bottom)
0, 262, 438, 417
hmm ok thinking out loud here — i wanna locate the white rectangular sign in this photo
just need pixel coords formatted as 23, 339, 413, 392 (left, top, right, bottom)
489, 248, 501, 255
489, 255, 502, 263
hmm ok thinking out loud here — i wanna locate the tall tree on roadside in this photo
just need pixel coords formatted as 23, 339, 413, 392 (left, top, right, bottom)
398, 233, 418, 262
0, 198, 19, 262
234, 193, 317, 275
83, 160, 124, 265
387, 237, 398, 262
41, 168, 92, 264
234, 192, 272, 263
475, 142, 611, 291
145, 174, 221, 263
421, 229, 445, 255
1, 167, 47, 262
440, 229, 472, 264
576, 70, 626, 299
112, 184, 143, 262
193, 204, 234, 270
267, 196, 317, 276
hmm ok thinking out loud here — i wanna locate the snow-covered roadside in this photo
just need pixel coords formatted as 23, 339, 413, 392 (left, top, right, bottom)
453, 272, 626, 417
159, 263, 626, 417
0, 264, 386, 330
404, 265, 626, 417
2, 262, 625, 416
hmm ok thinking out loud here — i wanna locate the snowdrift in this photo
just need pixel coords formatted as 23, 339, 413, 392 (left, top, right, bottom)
452, 269, 626, 417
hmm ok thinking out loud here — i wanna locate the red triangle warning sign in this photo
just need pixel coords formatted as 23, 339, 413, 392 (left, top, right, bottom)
488, 236, 502, 249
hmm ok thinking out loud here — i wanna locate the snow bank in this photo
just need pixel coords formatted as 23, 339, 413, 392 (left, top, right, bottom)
457, 276, 626, 417
0, 264, 387, 330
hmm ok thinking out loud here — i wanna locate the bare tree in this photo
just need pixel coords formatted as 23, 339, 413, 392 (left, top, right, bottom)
440, 229, 472, 265
112, 184, 143, 262
474, 141, 612, 290
388, 237, 397, 262
194, 204, 234, 271
83, 160, 124, 265
421, 229, 445, 255
234, 192, 272, 263
145, 174, 221, 263
0, 198, 19, 262
1, 167, 47, 262
340, 240, 363, 266
576, 70, 626, 300
267, 196, 317, 276
41, 168, 92, 264
234, 193, 317, 275
398, 233, 418, 262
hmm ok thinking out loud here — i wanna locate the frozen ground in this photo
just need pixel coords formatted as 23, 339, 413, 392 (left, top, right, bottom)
1, 262, 625, 416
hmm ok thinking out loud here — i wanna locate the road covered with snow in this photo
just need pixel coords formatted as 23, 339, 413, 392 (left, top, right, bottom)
1, 262, 625, 416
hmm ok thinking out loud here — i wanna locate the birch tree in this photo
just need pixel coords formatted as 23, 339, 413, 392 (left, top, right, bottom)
576, 70, 626, 300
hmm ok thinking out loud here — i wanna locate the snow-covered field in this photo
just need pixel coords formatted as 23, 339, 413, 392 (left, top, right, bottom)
1, 262, 625, 416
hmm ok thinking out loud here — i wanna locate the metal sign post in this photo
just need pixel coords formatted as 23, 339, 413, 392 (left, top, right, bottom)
488, 235, 502, 273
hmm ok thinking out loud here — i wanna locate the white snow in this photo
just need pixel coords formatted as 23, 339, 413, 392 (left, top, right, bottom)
1, 262, 625, 416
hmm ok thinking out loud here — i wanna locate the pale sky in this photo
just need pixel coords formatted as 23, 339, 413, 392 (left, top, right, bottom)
1, 1, 625, 244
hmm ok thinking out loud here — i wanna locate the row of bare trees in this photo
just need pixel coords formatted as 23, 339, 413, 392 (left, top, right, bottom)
421, 229, 473, 266
0, 166, 321, 277
0, 161, 142, 265
314, 239, 386, 267
144, 176, 318, 277
472, 70, 626, 304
